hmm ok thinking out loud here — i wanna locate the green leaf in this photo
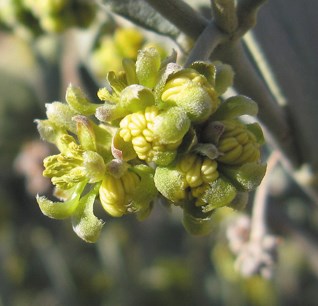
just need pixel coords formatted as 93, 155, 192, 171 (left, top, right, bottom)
130, 165, 158, 220
136, 48, 161, 88
112, 130, 137, 161
66, 84, 99, 116
228, 192, 249, 210
246, 122, 265, 145
35, 119, 64, 144
99, 0, 180, 39
213, 61, 235, 95
83, 151, 106, 183
120, 85, 155, 112
154, 166, 186, 203
200, 176, 237, 212
190, 61, 216, 86
72, 184, 104, 243
73, 115, 97, 151
192, 143, 220, 159
221, 162, 267, 191
212, 95, 258, 120
46, 102, 78, 133
153, 106, 190, 144
36, 181, 87, 219
182, 201, 214, 236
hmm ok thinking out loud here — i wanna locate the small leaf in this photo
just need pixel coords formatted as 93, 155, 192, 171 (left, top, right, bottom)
130, 165, 158, 220
190, 61, 216, 86
73, 115, 97, 151
228, 192, 249, 210
192, 143, 220, 159
153, 106, 190, 144
120, 85, 155, 112
35, 119, 64, 144
221, 162, 267, 191
246, 122, 265, 145
182, 201, 214, 236
136, 48, 161, 88
212, 95, 258, 120
36, 181, 87, 219
112, 130, 137, 161
83, 151, 106, 183
200, 176, 237, 212
154, 166, 186, 203
66, 84, 99, 115
46, 102, 78, 133
72, 183, 104, 243
213, 61, 235, 95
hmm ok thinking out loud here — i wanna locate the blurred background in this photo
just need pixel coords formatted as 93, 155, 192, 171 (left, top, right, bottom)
1, 1, 318, 305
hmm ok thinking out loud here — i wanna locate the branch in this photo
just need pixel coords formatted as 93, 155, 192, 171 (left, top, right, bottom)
143, 0, 208, 38
250, 151, 280, 241
184, 21, 227, 66
236, 0, 267, 37
211, 41, 300, 170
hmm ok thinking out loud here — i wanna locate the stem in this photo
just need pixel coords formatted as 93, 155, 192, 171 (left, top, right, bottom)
184, 21, 227, 66
236, 0, 267, 37
212, 41, 300, 169
250, 152, 280, 241
144, 0, 208, 38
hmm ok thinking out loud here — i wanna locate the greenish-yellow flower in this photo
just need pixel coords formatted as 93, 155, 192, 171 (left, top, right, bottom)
217, 120, 261, 165
99, 171, 140, 217
161, 69, 219, 122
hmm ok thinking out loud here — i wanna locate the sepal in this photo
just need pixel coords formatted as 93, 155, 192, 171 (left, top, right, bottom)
212, 95, 258, 120
221, 162, 267, 191
136, 47, 161, 88
213, 61, 234, 95
153, 106, 190, 143
199, 176, 237, 212
46, 102, 77, 133
182, 201, 214, 236
71, 183, 104, 243
36, 181, 87, 219
66, 84, 99, 115
154, 166, 186, 203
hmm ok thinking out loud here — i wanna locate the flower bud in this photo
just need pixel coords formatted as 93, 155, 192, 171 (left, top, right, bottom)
66, 84, 99, 116
217, 120, 261, 166
154, 154, 219, 204
161, 69, 219, 122
213, 61, 235, 95
136, 47, 161, 88
99, 171, 140, 217
46, 102, 77, 133
182, 201, 214, 236
36, 180, 87, 219
119, 106, 184, 166
120, 85, 155, 113
71, 183, 104, 243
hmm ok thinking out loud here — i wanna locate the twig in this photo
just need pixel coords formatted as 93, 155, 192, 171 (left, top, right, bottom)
184, 21, 227, 66
211, 41, 300, 170
250, 151, 280, 241
233, 152, 280, 278
236, 0, 267, 37
144, 0, 208, 38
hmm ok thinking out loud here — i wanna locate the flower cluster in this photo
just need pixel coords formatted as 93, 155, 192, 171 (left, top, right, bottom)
0, 0, 96, 36
36, 47, 266, 241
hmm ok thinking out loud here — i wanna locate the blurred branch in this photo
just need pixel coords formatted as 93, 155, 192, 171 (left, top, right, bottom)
31, 228, 78, 306
211, 41, 300, 170
184, 21, 227, 66
251, 151, 280, 241
236, 0, 267, 37
144, 0, 208, 38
